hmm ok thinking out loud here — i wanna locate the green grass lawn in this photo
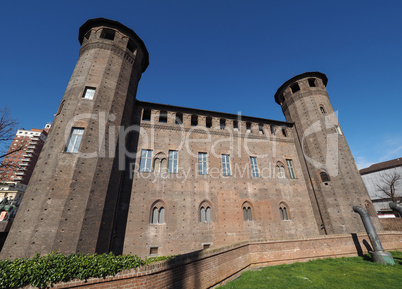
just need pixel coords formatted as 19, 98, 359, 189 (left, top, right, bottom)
218, 251, 402, 289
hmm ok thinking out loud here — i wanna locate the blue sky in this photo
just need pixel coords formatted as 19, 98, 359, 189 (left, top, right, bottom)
1, 0, 401, 169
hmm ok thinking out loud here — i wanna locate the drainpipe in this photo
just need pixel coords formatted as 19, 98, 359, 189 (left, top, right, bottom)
389, 202, 402, 216
353, 206, 394, 265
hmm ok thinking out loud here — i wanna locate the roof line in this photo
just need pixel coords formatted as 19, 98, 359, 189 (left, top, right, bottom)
136, 100, 293, 126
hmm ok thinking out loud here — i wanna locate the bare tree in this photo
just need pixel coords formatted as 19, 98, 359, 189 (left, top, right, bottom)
0, 107, 18, 157
376, 170, 402, 204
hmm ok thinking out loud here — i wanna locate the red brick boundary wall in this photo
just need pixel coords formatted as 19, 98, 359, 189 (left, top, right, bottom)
22, 232, 402, 289
380, 218, 402, 231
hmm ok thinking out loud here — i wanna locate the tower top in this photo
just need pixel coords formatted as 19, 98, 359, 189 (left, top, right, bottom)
274, 72, 328, 105
79, 18, 149, 72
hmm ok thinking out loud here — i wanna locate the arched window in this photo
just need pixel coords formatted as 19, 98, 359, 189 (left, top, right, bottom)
200, 202, 212, 223
320, 106, 326, 114
279, 203, 289, 220
242, 202, 253, 221
151, 201, 166, 224
320, 172, 330, 182
153, 153, 167, 173
277, 162, 286, 179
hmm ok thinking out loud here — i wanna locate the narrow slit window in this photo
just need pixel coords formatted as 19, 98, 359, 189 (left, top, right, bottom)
335, 125, 343, 135
82, 87, 95, 100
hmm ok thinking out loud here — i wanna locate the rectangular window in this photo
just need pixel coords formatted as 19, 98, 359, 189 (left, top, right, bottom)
250, 156, 259, 177
149, 247, 158, 256
139, 149, 153, 172
286, 159, 296, 179
222, 154, 231, 176
65, 128, 84, 153
168, 150, 178, 173
82, 87, 95, 100
198, 152, 208, 175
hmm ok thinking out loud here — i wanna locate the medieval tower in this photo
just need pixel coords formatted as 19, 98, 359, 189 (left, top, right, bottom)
0, 18, 149, 259
274, 72, 381, 234
0, 19, 381, 260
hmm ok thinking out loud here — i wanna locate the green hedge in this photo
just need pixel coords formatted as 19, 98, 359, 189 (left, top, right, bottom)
0, 252, 172, 289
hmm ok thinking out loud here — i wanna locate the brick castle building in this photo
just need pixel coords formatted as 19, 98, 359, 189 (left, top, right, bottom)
0, 18, 382, 259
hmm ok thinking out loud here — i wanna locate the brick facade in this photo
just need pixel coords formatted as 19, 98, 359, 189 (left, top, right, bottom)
0, 18, 389, 262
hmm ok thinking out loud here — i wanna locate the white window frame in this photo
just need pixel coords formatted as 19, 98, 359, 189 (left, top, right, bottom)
82, 87, 96, 100
250, 156, 259, 178
139, 149, 153, 172
286, 159, 296, 179
198, 152, 208, 175
168, 150, 178, 173
66, 128, 84, 153
222, 154, 231, 176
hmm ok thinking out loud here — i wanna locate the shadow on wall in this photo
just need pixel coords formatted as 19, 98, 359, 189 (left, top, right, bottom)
351, 233, 374, 257
166, 250, 202, 289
